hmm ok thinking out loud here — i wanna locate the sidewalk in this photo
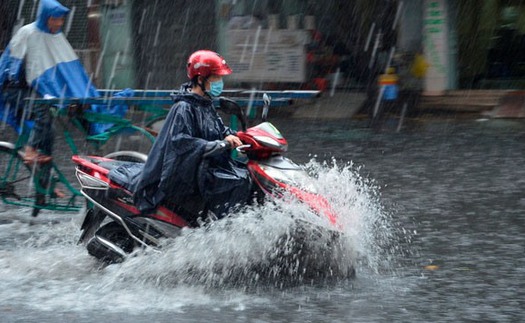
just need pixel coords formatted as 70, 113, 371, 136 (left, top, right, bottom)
484, 91, 525, 118
284, 91, 366, 119
419, 90, 509, 115
283, 89, 525, 120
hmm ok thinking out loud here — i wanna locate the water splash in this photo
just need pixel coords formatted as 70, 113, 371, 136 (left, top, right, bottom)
111, 204, 350, 289
303, 158, 406, 273
102, 158, 405, 288
0, 159, 409, 312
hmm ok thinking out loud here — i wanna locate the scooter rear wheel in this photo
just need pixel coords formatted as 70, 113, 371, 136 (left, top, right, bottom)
87, 221, 135, 264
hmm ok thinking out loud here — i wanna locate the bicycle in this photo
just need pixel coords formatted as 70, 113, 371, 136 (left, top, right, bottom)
0, 96, 160, 217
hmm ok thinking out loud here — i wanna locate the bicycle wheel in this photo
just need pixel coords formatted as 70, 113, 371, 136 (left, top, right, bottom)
0, 143, 36, 208
87, 126, 155, 157
144, 115, 166, 136
104, 151, 147, 163
0, 122, 21, 144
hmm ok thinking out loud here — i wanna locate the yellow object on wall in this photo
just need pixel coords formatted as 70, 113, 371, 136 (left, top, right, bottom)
410, 54, 430, 79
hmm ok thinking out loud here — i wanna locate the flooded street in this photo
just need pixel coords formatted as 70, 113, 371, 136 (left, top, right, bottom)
1, 116, 525, 322
2, 0, 525, 321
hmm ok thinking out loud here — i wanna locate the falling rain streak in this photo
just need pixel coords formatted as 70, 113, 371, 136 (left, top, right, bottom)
64, 5, 75, 36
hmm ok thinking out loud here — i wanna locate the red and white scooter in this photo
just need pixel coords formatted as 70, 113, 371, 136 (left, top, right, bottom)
73, 96, 344, 266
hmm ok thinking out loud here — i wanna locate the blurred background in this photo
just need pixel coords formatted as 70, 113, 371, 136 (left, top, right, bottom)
2, 0, 524, 92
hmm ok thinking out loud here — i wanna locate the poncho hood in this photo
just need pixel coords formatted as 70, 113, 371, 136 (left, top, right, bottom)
171, 82, 214, 108
36, 0, 70, 34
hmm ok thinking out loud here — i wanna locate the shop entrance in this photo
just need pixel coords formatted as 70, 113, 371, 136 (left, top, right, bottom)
217, 0, 388, 90
458, 0, 525, 89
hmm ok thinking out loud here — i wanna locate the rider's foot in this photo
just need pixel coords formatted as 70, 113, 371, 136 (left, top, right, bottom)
52, 188, 66, 199
23, 146, 52, 165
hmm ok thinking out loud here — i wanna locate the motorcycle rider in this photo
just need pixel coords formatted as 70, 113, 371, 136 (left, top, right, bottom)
133, 50, 251, 219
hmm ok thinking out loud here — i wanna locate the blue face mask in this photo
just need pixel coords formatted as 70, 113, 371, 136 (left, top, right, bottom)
208, 79, 224, 97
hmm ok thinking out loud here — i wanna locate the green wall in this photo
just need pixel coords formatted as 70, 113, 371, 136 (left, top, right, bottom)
99, 2, 136, 89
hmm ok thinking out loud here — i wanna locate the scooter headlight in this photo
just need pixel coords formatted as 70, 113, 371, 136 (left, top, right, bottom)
253, 136, 287, 151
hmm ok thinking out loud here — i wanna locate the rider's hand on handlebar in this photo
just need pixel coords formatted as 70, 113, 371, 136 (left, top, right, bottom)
224, 135, 243, 148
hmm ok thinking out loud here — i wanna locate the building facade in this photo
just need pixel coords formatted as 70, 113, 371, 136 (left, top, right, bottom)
2, 0, 524, 92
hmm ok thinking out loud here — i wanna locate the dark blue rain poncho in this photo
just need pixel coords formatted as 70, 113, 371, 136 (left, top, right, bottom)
133, 86, 251, 217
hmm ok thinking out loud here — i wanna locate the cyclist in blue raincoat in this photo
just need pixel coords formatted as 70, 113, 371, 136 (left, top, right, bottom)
0, 0, 130, 164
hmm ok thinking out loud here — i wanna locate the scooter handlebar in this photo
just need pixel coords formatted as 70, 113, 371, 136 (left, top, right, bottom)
203, 141, 252, 158
203, 140, 231, 157
235, 144, 252, 153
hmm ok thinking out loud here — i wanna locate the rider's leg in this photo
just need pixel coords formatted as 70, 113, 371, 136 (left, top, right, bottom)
24, 104, 54, 164
206, 176, 252, 219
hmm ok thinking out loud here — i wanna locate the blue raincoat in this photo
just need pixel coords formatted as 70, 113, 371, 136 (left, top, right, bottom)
0, 0, 129, 136
132, 86, 251, 217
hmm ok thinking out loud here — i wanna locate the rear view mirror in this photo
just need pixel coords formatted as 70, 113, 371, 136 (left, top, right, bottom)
218, 97, 247, 131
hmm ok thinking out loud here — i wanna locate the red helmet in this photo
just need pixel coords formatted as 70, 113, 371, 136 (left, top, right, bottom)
187, 50, 232, 79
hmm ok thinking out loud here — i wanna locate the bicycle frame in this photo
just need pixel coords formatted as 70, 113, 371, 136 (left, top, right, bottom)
1, 98, 157, 215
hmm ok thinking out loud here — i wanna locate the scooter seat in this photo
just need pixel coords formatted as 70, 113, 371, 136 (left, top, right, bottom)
107, 162, 144, 193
